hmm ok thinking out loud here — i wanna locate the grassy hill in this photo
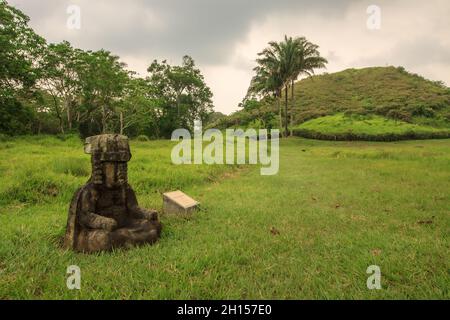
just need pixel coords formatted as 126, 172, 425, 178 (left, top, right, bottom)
215, 66, 450, 139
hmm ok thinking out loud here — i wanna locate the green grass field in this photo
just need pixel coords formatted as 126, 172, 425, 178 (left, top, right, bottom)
0, 136, 449, 299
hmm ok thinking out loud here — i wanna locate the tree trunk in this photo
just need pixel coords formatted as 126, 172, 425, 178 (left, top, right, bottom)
66, 99, 72, 131
284, 85, 288, 137
101, 105, 107, 133
59, 117, 65, 134
277, 94, 282, 137
290, 79, 295, 137
176, 94, 181, 127
52, 95, 64, 134
120, 111, 124, 135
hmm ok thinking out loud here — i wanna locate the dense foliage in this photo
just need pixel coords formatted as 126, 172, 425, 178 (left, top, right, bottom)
0, 1, 214, 138
292, 113, 450, 141
0, 1, 45, 135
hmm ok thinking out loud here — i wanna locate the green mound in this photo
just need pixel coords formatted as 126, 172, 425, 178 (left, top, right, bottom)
290, 66, 450, 125
293, 114, 450, 141
215, 66, 450, 138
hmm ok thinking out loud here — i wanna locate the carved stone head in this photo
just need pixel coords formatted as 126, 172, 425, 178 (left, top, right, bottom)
84, 134, 131, 189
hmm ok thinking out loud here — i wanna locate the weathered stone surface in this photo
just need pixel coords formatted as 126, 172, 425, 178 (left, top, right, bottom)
163, 190, 199, 215
64, 134, 162, 253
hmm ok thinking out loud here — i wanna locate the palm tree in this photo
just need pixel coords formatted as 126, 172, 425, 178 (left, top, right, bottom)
249, 40, 290, 136
247, 56, 282, 132
278, 36, 302, 137
248, 36, 327, 137
288, 37, 327, 136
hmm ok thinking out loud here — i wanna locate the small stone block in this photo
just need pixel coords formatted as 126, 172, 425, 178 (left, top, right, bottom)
163, 190, 199, 215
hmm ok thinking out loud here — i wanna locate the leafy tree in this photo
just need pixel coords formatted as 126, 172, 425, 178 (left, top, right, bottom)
0, 0, 45, 135
252, 37, 297, 136
77, 49, 129, 135
117, 77, 160, 137
247, 49, 284, 133
239, 98, 262, 111
39, 41, 82, 133
206, 111, 226, 124
1, 2, 216, 138
0, 1, 45, 91
147, 55, 213, 136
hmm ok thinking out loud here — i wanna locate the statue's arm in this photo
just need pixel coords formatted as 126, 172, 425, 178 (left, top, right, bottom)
126, 186, 158, 221
78, 188, 117, 231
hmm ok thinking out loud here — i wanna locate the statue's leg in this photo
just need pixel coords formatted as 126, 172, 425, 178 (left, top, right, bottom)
110, 228, 136, 249
111, 219, 161, 248
129, 219, 162, 244
75, 229, 113, 253
73, 221, 161, 252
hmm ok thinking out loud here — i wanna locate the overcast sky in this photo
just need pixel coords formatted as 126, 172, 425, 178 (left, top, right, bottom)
9, 0, 450, 114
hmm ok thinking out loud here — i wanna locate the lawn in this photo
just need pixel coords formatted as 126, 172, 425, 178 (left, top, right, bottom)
0, 135, 449, 299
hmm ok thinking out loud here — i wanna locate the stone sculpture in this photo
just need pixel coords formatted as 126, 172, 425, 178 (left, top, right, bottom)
64, 134, 161, 253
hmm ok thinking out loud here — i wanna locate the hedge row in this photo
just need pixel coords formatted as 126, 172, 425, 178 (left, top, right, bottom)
292, 129, 450, 142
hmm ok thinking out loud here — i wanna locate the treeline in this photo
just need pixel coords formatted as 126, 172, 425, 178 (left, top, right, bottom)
0, 1, 214, 138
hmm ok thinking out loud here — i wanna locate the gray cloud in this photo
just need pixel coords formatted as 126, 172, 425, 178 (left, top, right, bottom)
10, 0, 355, 64
355, 36, 450, 69
389, 37, 450, 66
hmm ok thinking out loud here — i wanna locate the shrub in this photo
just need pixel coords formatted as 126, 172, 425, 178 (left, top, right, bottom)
292, 113, 450, 141
387, 109, 412, 122
293, 128, 450, 141
247, 119, 264, 130
412, 105, 435, 118
136, 135, 150, 142
0, 133, 10, 142
443, 112, 450, 122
